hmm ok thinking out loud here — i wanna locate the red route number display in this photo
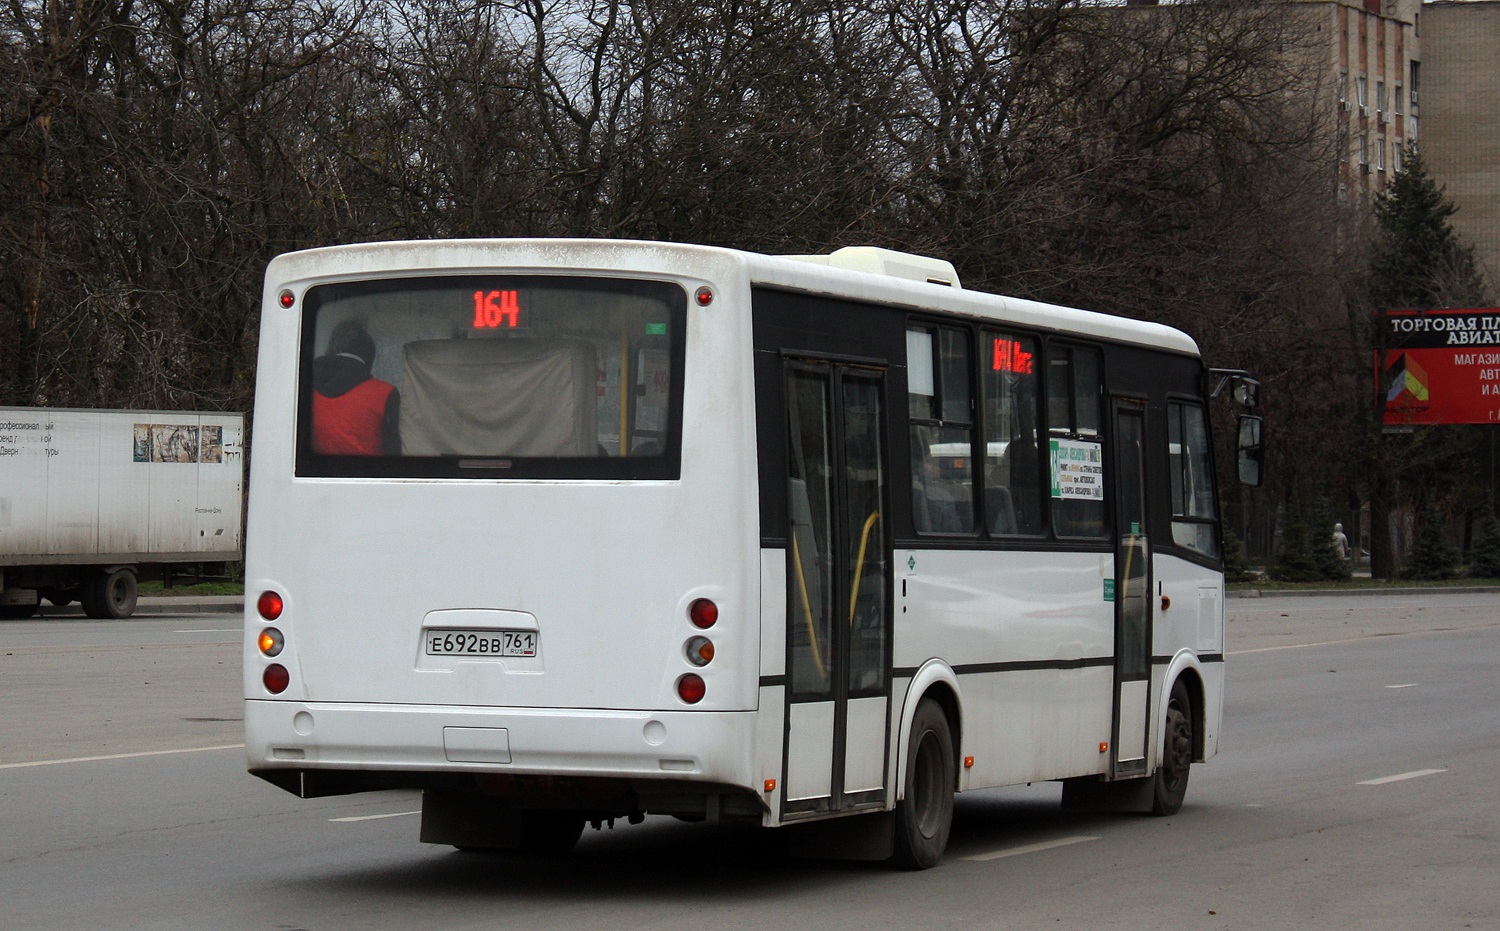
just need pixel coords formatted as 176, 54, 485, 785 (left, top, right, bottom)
473, 289, 521, 329
992, 337, 1033, 374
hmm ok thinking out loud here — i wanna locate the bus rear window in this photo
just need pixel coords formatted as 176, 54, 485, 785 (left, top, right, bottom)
295, 275, 686, 479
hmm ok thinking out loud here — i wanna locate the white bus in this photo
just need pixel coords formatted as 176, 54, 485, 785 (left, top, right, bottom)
244, 239, 1260, 868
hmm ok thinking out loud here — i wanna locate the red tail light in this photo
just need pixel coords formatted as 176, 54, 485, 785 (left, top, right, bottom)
677, 673, 706, 704
689, 598, 718, 629
263, 663, 290, 694
257, 590, 284, 621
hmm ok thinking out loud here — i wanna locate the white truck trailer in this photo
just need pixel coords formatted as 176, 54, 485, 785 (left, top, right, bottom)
0, 407, 244, 618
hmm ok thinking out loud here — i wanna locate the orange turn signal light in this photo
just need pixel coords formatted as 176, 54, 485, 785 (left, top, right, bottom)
258, 627, 284, 657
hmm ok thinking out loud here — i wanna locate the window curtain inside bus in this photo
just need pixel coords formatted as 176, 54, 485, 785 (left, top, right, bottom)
398, 337, 598, 456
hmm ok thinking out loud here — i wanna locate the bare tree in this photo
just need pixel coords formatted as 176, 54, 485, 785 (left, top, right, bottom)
0, 0, 1409, 562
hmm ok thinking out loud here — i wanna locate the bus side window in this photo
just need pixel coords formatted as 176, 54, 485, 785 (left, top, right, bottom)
1168, 401, 1220, 558
907, 326, 975, 534
1047, 344, 1107, 540
982, 331, 1043, 536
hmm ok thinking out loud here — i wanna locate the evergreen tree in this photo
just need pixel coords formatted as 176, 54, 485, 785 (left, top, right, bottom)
1269, 501, 1321, 583
1365, 149, 1491, 579
1401, 509, 1460, 581
1370, 148, 1488, 312
1468, 506, 1500, 579
1222, 529, 1257, 584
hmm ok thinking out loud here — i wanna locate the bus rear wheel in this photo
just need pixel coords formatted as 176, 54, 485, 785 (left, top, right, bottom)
891, 699, 954, 870
1152, 679, 1193, 816
516, 810, 586, 855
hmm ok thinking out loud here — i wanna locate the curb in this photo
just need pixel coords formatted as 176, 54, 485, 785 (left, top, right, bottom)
30, 596, 243, 619
1229, 585, 1500, 599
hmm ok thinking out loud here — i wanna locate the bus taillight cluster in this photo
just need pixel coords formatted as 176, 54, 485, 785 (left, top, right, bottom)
257, 589, 289, 694
678, 598, 718, 704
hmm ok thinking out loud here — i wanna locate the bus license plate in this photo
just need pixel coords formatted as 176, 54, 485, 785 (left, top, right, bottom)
424, 629, 537, 657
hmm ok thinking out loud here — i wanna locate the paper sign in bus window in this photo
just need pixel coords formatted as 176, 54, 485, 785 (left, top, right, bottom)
1049, 438, 1103, 500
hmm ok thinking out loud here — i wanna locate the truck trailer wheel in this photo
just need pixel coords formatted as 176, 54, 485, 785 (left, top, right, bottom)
82, 568, 138, 619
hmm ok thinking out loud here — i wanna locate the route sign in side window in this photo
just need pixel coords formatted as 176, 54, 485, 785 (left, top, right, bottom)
1046, 344, 1106, 540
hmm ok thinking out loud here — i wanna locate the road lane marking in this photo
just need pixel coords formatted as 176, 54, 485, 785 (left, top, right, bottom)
963, 835, 1100, 862
1385, 683, 1418, 689
1359, 768, 1447, 786
330, 810, 422, 823
0, 743, 244, 770
1229, 620, 1500, 656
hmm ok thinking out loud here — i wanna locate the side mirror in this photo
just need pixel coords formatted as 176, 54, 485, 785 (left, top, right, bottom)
1237, 415, 1264, 487
1231, 379, 1258, 408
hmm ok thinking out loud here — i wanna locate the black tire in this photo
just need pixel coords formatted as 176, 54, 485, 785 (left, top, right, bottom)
82, 568, 138, 619
892, 698, 955, 870
516, 810, 585, 855
1152, 679, 1194, 816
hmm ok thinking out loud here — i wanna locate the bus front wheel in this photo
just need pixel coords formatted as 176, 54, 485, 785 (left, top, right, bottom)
1151, 679, 1193, 816
892, 699, 954, 870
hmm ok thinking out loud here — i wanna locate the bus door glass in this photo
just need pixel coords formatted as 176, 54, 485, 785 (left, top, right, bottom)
1111, 400, 1152, 778
784, 362, 890, 815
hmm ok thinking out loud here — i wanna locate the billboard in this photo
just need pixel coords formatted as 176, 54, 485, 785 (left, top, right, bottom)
1380, 309, 1500, 425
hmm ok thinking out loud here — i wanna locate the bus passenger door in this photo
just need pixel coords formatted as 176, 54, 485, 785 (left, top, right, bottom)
1111, 400, 1152, 779
783, 362, 891, 816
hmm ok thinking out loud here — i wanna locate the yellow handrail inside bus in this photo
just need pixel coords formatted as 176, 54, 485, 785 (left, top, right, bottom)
790, 534, 828, 680
1120, 532, 1142, 601
848, 510, 881, 626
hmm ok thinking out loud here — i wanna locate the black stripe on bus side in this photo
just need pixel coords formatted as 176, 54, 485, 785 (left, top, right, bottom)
1152, 653, 1225, 665
954, 657, 1115, 675
769, 653, 1222, 689
889, 657, 1113, 679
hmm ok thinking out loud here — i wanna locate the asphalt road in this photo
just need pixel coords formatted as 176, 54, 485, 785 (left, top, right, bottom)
1, 594, 1497, 929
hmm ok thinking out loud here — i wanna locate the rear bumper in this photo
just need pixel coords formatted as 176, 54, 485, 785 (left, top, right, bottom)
244, 699, 758, 788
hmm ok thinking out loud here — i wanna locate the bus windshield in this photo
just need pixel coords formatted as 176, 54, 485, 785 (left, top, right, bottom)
295, 275, 686, 479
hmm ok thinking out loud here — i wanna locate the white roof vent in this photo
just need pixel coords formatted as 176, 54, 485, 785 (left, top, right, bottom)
784, 246, 961, 289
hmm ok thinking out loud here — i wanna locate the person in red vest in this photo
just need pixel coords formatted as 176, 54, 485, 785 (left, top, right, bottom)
311, 321, 399, 455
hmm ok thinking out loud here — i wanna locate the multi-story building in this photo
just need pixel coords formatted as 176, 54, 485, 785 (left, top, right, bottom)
1422, 1, 1500, 284
1297, 0, 1422, 193
1120, 0, 1421, 193
1119, 1, 1492, 283
1299, 0, 1497, 282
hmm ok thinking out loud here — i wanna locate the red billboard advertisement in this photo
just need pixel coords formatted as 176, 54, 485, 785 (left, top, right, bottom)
1380, 309, 1500, 425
